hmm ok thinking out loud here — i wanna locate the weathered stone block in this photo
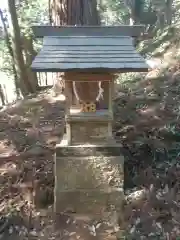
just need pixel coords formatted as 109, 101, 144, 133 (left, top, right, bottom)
71, 122, 110, 144
54, 145, 124, 215
56, 144, 123, 157
54, 190, 123, 214
55, 156, 123, 190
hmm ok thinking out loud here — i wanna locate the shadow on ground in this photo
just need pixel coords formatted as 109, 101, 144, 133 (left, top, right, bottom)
0, 90, 66, 239
1, 49, 180, 237
0, 91, 65, 155
113, 57, 180, 237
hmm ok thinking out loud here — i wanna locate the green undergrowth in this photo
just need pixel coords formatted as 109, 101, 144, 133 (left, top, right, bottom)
138, 26, 180, 57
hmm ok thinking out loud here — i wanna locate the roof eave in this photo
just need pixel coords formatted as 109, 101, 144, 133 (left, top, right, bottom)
31, 67, 149, 73
32, 25, 145, 38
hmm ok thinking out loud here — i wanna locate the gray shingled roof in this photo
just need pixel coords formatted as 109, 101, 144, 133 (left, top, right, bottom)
31, 35, 149, 72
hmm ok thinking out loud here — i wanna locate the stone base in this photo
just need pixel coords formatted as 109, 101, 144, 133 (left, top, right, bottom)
69, 122, 112, 144
54, 143, 124, 218
66, 110, 113, 145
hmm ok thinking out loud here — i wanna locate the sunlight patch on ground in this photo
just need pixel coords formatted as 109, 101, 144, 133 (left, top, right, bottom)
138, 106, 157, 115
0, 72, 16, 106
146, 59, 162, 69
47, 93, 66, 103
0, 162, 18, 175
0, 141, 16, 156
126, 189, 146, 203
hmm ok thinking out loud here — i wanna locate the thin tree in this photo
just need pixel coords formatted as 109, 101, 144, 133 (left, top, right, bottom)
23, 36, 39, 92
0, 8, 20, 98
125, 0, 145, 25
7, 0, 32, 96
165, 0, 173, 25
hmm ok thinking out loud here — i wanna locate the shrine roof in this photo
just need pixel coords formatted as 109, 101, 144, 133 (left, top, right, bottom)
31, 26, 149, 72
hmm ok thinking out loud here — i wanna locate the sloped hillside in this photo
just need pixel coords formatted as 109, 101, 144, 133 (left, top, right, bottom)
115, 26, 180, 239
115, 26, 180, 146
1, 26, 180, 239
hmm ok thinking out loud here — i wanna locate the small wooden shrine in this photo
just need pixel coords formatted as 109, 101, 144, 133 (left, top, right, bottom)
31, 26, 148, 222
32, 26, 148, 146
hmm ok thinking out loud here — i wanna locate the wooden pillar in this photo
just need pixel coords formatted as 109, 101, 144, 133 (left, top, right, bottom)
64, 80, 72, 115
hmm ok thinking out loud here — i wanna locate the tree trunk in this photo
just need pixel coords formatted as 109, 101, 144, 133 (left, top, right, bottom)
165, 0, 173, 25
156, 12, 165, 29
0, 84, 6, 106
125, 0, 145, 25
0, 8, 20, 98
67, 0, 100, 25
23, 36, 39, 92
7, 0, 32, 96
124, 0, 135, 25
49, 0, 100, 99
49, 0, 100, 25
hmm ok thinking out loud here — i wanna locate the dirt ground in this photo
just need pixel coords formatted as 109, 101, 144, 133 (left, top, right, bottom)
1, 63, 180, 239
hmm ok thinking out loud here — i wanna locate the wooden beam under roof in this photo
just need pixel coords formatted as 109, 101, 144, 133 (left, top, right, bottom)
32, 25, 145, 38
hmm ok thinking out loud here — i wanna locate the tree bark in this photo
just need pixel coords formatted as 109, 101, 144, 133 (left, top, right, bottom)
7, 0, 32, 96
49, 0, 100, 25
165, 0, 173, 25
0, 8, 20, 98
0, 84, 6, 106
23, 36, 39, 92
49, 0, 100, 100
126, 0, 145, 25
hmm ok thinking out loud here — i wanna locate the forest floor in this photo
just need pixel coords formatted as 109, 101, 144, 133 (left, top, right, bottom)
1, 26, 180, 239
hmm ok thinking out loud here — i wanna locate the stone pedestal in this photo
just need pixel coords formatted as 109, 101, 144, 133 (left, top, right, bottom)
54, 72, 124, 225
54, 143, 124, 220
66, 110, 113, 145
